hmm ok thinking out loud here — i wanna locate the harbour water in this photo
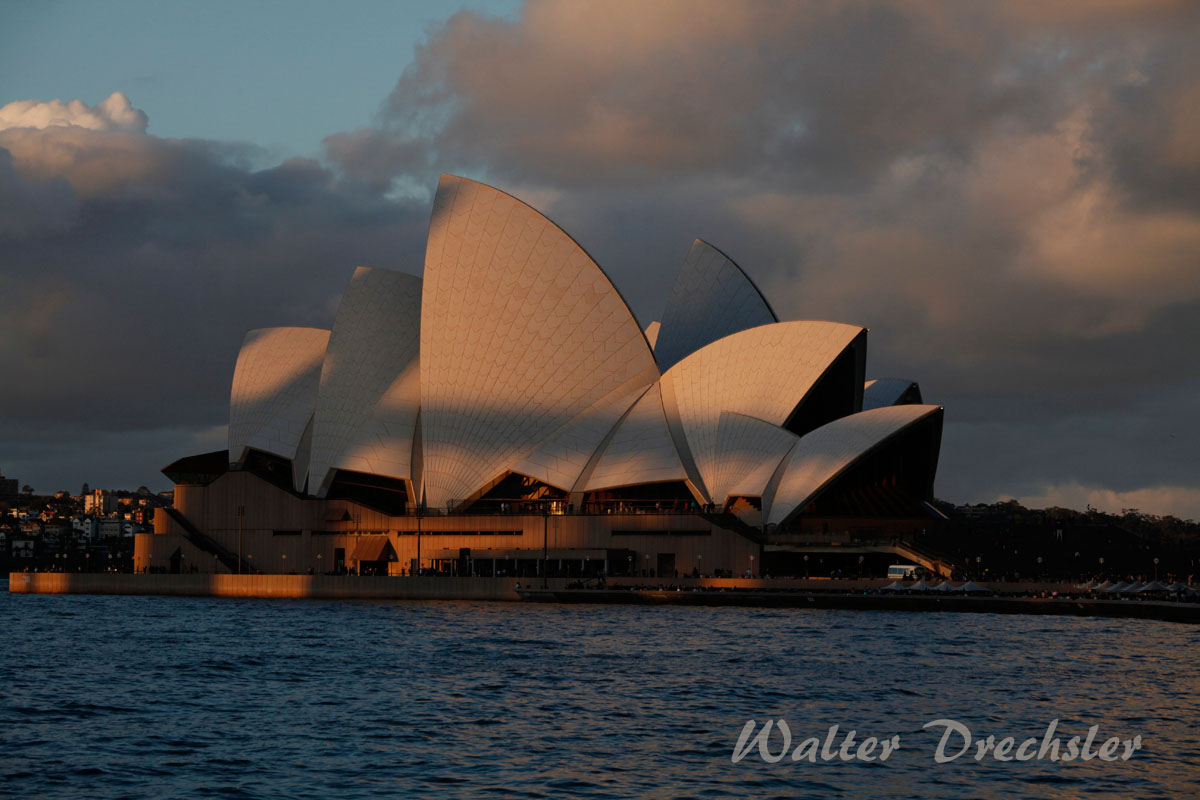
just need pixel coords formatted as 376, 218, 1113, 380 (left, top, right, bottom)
3, 580, 1198, 799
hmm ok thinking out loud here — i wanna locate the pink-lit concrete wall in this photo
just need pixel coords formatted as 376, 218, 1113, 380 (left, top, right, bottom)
142, 470, 761, 577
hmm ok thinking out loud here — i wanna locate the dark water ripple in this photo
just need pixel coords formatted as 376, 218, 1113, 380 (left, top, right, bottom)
2, 583, 1199, 799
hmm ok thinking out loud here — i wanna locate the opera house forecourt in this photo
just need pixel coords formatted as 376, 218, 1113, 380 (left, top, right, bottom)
135, 175, 944, 582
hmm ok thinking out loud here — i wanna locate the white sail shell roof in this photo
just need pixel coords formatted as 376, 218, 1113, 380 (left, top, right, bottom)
863, 378, 920, 410
710, 412, 799, 502
661, 320, 865, 502
221, 177, 942, 512
653, 239, 777, 371
585, 382, 690, 492
228, 327, 329, 478
766, 404, 943, 526
307, 266, 422, 496
512, 369, 657, 492
419, 175, 658, 510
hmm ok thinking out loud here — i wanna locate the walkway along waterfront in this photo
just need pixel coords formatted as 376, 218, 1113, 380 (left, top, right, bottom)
9, 573, 1199, 624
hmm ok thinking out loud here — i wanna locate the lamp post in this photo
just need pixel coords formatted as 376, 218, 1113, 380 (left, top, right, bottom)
803, 554, 809, 579
237, 505, 245, 575
541, 501, 549, 589
750, 554, 755, 579
1154, 557, 1160, 581
415, 501, 424, 577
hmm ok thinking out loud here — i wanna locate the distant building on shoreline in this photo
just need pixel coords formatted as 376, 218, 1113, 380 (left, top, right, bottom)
84, 490, 118, 516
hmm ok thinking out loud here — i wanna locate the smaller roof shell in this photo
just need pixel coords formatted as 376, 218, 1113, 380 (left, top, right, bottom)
661, 319, 866, 502
585, 382, 691, 492
228, 326, 329, 471
307, 266, 423, 496
709, 412, 799, 503
862, 378, 922, 410
766, 404, 943, 526
654, 239, 777, 371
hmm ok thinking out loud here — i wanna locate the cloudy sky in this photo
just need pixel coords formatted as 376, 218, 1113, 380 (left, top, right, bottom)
2, 0, 1198, 518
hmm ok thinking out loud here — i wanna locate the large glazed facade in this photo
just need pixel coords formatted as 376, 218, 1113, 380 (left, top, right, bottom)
142, 175, 943, 578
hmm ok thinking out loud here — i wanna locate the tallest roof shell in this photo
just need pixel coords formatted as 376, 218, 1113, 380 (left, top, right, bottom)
418, 175, 658, 510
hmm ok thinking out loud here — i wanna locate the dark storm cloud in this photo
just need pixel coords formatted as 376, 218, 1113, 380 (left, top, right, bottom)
324, 1, 1200, 334
0, 148, 78, 237
326, 2, 1198, 191
328, 1, 1046, 189
0, 94, 430, 490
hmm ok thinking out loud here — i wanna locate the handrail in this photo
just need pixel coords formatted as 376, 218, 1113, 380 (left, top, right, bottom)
163, 507, 249, 573
696, 510, 766, 544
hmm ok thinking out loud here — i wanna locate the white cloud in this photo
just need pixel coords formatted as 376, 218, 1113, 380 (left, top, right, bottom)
0, 91, 147, 133
0, 92, 161, 197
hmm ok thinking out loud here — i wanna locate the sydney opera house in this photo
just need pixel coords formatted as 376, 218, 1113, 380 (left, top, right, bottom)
136, 175, 943, 579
